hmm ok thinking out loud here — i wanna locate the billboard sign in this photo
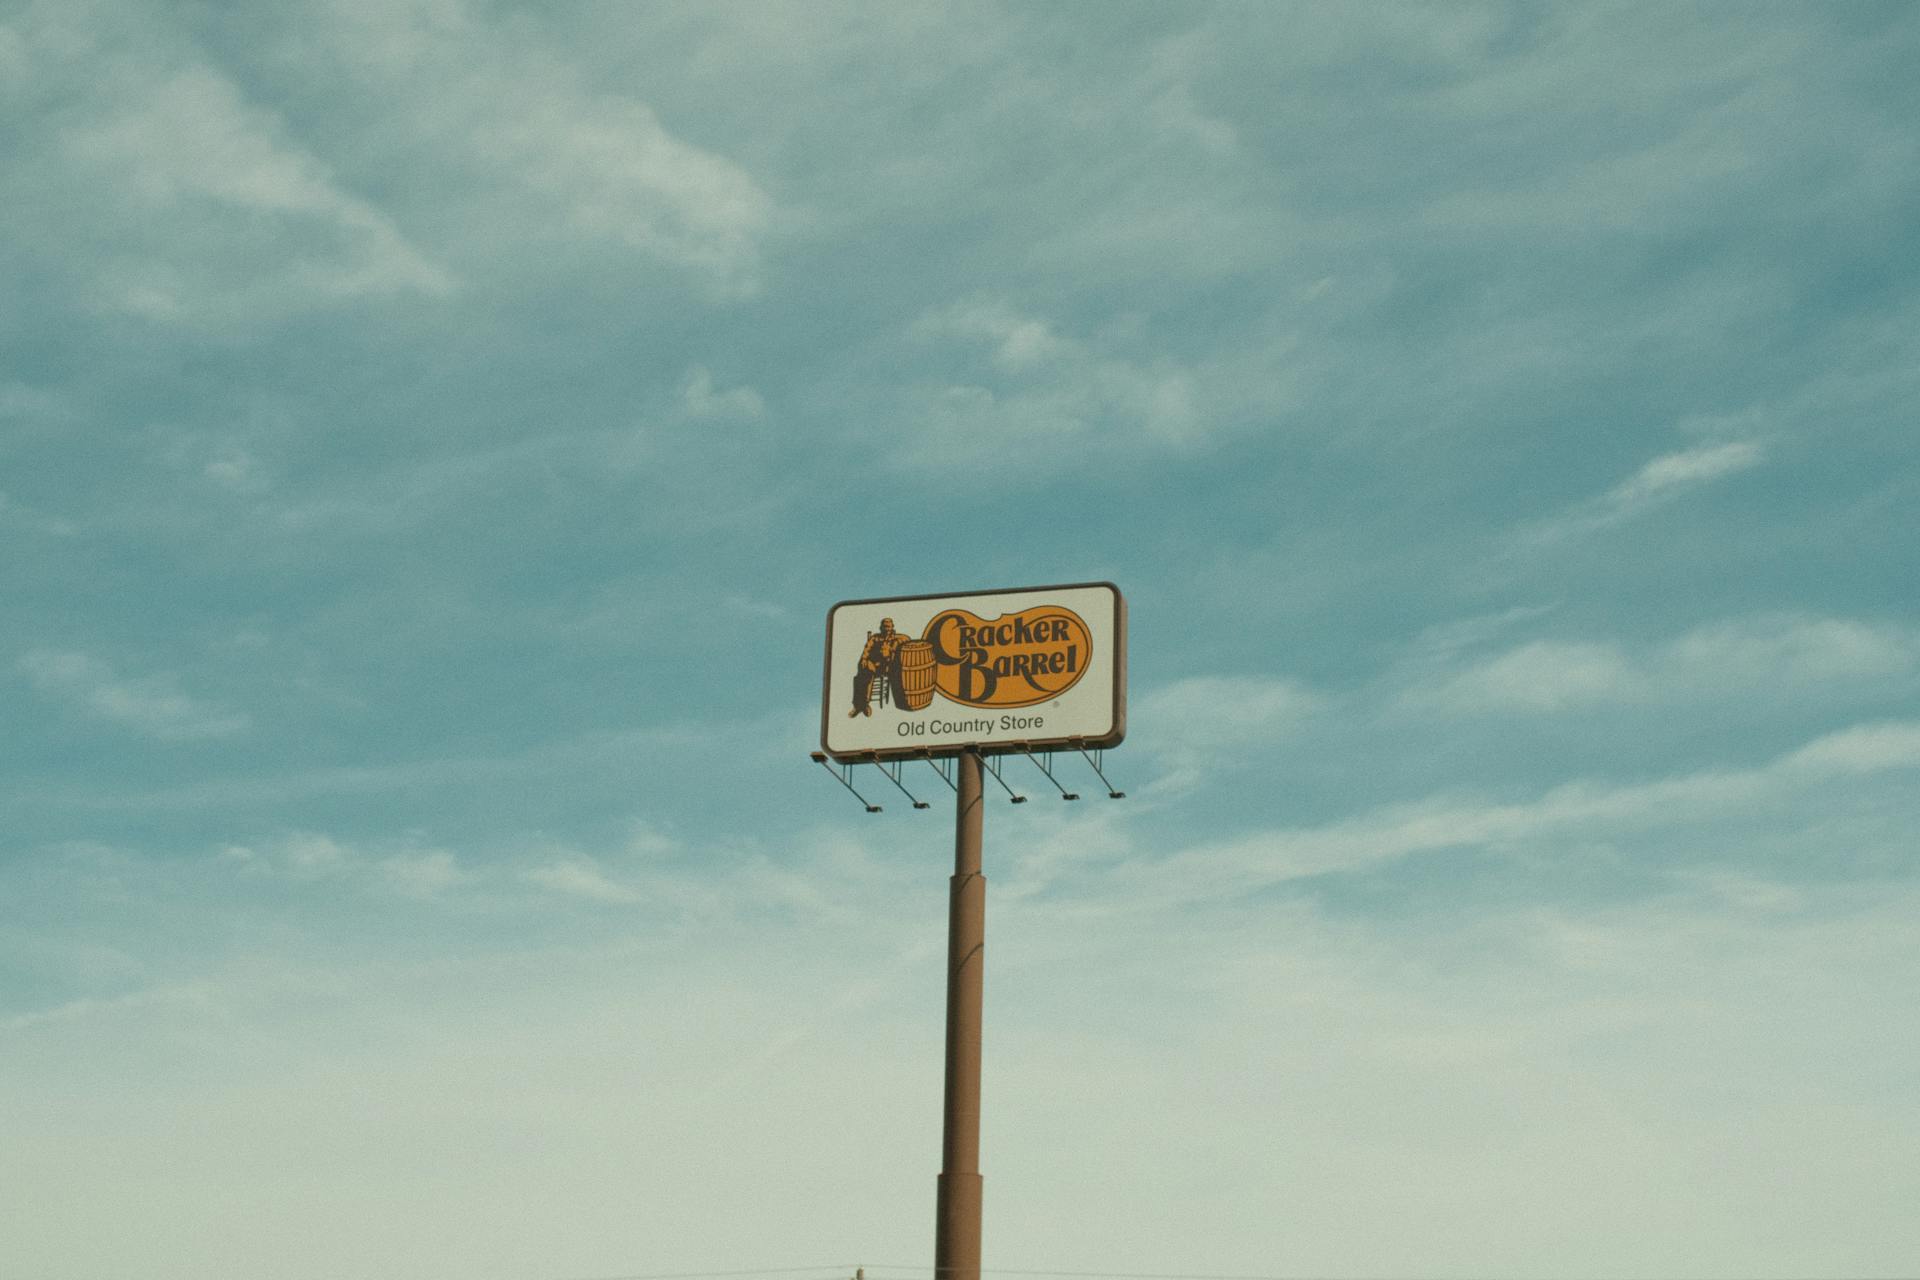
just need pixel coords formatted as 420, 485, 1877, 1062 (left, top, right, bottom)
821, 582, 1125, 761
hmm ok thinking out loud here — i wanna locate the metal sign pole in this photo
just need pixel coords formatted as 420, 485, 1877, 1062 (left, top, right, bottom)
935, 748, 985, 1280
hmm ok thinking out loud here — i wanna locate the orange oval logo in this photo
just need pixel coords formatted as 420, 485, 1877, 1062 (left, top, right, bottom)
921, 605, 1092, 708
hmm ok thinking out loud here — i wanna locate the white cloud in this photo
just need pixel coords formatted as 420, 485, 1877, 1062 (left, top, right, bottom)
1135, 674, 1326, 794
199, 444, 274, 494
19, 650, 249, 740
1403, 614, 1917, 715
524, 855, 645, 904
7, 800, 1917, 1280
918, 298, 1069, 371
280, 832, 351, 876
1523, 439, 1767, 546
82, 70, 348, 220
717, 594, 787, 623
1403, 604, 1562, 661
1608, 439, 1766, 506
623, 820, 680, 859
1145, 81, 1237, 157
1145, 675, 1325, 739
40, 51, 453, 320
1670, 614, 1916, 683
377, 849, 462, 896
495, 92, 772, 292
1113, 716, 1920, 906
1410, 639, 1640, 712
7, 1, 778, 319
680, 366, 765, 420
220, 832, 464, 899
307, 0, 774, 292
901, 297, 1209, 474
1782, 721, 1920, 776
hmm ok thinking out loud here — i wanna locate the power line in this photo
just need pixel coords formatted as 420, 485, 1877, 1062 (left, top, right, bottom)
863, 1268, 1341, 1280
857, 1268, 1369, 1280
952, 1274, 1920, 1280
559, 1268, 860, 1280
554, 1266, 1916, 1280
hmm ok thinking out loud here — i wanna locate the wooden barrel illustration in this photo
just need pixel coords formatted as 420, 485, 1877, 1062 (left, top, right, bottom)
897, 640, 936, 710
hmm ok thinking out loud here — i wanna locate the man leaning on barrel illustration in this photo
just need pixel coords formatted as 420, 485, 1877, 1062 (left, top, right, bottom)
850, 616, 911, 717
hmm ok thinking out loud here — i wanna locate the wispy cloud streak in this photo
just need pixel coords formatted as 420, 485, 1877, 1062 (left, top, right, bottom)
19, 650, 249, 740
1524, 440, 1767, 546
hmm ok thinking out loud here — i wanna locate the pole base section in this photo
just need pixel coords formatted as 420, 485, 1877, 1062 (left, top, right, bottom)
934, 1171, 982, 1280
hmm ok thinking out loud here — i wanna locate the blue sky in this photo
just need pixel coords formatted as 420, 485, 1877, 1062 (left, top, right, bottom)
4, 3, 1918, 1277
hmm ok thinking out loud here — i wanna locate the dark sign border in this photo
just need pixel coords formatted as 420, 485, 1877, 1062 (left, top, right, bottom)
819, 581, 1127, 763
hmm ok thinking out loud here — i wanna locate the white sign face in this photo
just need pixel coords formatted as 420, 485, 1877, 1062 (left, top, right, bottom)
821, 582, 1125, 761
